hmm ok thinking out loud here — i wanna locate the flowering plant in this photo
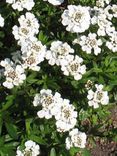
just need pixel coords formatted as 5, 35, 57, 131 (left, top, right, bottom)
0, 0, 117, 155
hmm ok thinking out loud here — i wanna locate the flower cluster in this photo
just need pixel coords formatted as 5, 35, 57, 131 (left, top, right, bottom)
33, 89, 77, 132
12, 12, 39, 42
43, 0, 64, 5
87, 84, 109, 108
0, 14, 4, 27
0, 58, 26, 89
72, 3, 117, 54
6, 0, 35, 11
74, 33, 103, 55
16, 140, 40, 156
65, 128, 87, 150
46, 41, 86, 80
61, 5, 91, 33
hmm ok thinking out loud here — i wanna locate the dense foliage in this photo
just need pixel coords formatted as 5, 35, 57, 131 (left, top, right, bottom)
0, 0, 117, 155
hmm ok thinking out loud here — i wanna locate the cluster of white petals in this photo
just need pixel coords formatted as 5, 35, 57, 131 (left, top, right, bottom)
33, 89, 77, 132
74, 33, 103, 55
0, 58, 26, 89
0, 14, 4, 27
96, 0, 111, 7
65, 128, 87, 149
12, 12, 39, 42
33, 89, 63, 119
106, 31, 117, 52
43, 0, 64, 5
87, 84, 109, 108
20, 38, 46, 71
61, 5, 91, 33
16, 140, 40, 156
6, 0, 35, 11
91, 6, 115, 36
55, 99, 77, 132
61, 55, 86, 80
45, 41, 74, 66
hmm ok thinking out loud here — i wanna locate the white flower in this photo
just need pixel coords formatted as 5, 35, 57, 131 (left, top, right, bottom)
111, 5, 117, 18
96, 0, 111, 7
65, 128, 87, 150
91, 7, 114, 36
22, 54, 41, 71
0, 14, 4, 27
12, 25, 34, 41
55, 99, 77, 132
106, 31, 117, 52
61, 55, 86, 80
0, 58, 26, 89
87, 84, 109, 108
16, 140, 40, 156
61, 5, 91, 33
33, 89, 63, 119
45, 41, 74, 66
6, 0, 35, 11
43, 0, 64, 5
78, 33, 102, 55
20, 38, 46, 60
18, 12, 39, 35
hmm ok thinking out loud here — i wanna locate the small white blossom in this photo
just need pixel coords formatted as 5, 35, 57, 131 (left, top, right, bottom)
16, 140, 40, 156
61, 5, 91, 33
106, 31, 117, 52
111, 5, 117, 18
65, 128, 87, 150
33, 89, 63, 119
91, 7, 115, 36
61, 55, 86, 80
43, 0, 64, 5
0, 58, 26, 89
18, 12, 39, 35
0, 14, 4, 27
12, 25, 34, 41
96, 0, 111, 7
55, 99, 77, 132
78, 33, 102, 55
45, 41, 74, 66
6, 0, 35, 11
87, 84, 109, 108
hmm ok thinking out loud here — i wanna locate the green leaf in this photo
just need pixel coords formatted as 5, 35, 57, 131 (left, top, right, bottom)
5, 122, 17, 139
50, 148, 56, 156
29, 135, 47, 145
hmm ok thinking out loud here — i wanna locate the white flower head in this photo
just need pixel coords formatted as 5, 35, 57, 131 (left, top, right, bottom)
43, 0, 64, 5
61, 55, 86, 80
78, 33, 102, 55
87, 84, 109, 108
45, 41, 74, 66
16, 140, 40, 156
0, 14, 4, 27
6, 0, 35, 11
106, 31, 117, 52
61, 5, 91, 33
55, 99, 77, 132
18, 12, 40, 35
65, 128, 87, 149
0, 58, 26, 89
34, 89, 63, 119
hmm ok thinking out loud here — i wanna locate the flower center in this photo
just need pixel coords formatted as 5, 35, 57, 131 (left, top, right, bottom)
63, 109, 71, 119
73, 12, 82, 22
26, 56, 36, 65
32, 44, 41, 52
88, 39, 97, 47
96, 91, 103, 100
21, 28, 29, 35
70, 63, 79, 72
7, 71, 17, 79
43, 95, 53, 107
